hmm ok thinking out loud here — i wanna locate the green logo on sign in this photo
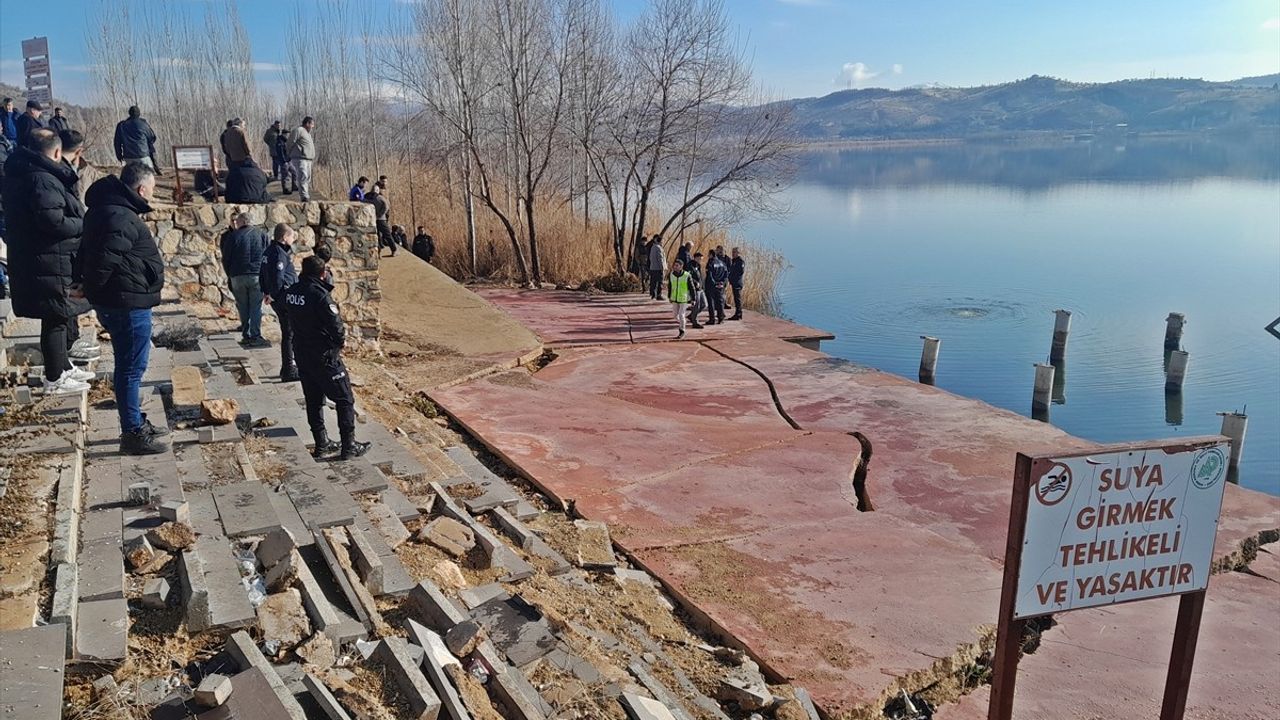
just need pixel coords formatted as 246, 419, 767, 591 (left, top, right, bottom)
1191, 448, 1226, 489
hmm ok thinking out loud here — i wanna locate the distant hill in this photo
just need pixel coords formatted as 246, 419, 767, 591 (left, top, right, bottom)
776, 75, 1280, 141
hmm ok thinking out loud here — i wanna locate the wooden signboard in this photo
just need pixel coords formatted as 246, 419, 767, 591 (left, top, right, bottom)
171, 145, 217, 207
988, 436, 1231, 720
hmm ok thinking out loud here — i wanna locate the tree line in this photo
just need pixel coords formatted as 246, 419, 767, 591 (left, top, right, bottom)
86, 0, 796, 288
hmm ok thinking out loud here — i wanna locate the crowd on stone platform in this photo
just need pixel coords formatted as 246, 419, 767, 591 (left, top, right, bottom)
632, 234, 747, 338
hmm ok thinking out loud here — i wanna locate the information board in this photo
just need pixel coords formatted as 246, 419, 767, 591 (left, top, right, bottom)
174, 146, 214, 171
1013, 441, 1229, 618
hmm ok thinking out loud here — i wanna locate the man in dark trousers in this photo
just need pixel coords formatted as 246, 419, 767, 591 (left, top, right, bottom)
704, 247, 729, 325
220, 213, 270, 346
1, 128, 93, 395
78, 162, 169, 455
686, 250, 706, 329
411, 227, 435, 263
285, 255, 371, 460
367, 184, 395, 256
260, 223, 300, 382
647, 235, 665, 299
114, 106, 160, 173
274, 127, 295, 194
262, 120, 283, 179
728, 246, 746, 320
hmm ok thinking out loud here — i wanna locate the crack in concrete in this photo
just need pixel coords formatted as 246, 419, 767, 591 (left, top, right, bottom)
698, 341, 801, 430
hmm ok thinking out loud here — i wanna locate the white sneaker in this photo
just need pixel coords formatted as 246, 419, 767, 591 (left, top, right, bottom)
44, 375, 91, 395
72, 337, 101, 352
63, 367, 96, 383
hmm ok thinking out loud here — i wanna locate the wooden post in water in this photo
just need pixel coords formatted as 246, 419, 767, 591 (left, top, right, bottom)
1166, 350, 1189, 392
1050, 309, 1071, 362
1165, 313, 1186, 350
1032, 363, 1054, 421
919, 336, 940, 385
1218, 412, 1247, 473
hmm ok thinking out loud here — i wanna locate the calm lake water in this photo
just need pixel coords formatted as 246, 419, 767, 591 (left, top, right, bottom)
739, 136, 1280, 495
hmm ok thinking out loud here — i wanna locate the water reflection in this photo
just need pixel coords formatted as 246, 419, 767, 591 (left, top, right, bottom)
799, 134, 1280, 192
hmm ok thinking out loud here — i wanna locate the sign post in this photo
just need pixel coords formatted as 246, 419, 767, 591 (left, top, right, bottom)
988, 436, 1231, 720
21, 37, 53, 106
171, 145, 217, 207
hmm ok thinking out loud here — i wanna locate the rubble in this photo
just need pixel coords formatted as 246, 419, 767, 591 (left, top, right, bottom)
195, 673, 233, 707
431, 559, 468, 590
124, 534, 157, 570
419, 516, 476, 557
259, 589, 312, 656
296, 632, 338, 669
147, 520, 196, 550
201, 397, 241, 425
142, 577, 171, 608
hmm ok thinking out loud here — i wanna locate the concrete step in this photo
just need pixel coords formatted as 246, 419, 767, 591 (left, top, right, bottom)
0, 625, 67, 718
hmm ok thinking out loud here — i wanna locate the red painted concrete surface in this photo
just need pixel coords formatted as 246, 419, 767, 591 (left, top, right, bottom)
433, 289, 1280, 719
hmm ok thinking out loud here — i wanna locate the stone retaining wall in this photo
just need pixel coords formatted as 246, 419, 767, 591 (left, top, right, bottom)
143, 201, 381, 347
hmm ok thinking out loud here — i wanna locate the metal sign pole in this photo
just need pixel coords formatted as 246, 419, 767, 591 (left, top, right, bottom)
987, 454, 1031, 720
1159, 590, 1206, 720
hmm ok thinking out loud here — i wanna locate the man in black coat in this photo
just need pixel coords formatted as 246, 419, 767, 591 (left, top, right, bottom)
220, 213, 270, 346
704, 249, 729, 325
225, 161, 272, 204
14, 100, 46, 148
77, 163, 169, 455
411, 227, 435, 263
728, 246, 746, 320
113, 106, 159, 173
284, 255, 370, 460
47, 108, 70, 134
260, 223, 300, 382
0, 128, 94, 394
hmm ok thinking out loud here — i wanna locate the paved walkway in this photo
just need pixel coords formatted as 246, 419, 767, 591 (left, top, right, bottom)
431, 288, 1280, 719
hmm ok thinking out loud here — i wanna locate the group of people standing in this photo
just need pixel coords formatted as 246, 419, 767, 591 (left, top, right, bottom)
348, 176, 436, 263
635, 235, 746, 338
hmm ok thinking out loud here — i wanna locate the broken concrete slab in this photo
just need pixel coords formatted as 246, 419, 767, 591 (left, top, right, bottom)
469, 595, 558, 668
621, 693, 679, 720
265, 489, 313, 548
180, 548, 212, 633
474, 639, 551, 720
374, 637, 444, 720
627, 662, 694, 720
346, 525, 384, 596
0, 625, 66, 719
257, 526, 297, 569
196, 667, 294, 720
75, 598, 129, 663
78, 540, 124, 602
408, 580, 468, 633
313, 529, 374, 631
142, 577, 171, 609
419, 517, 475, 558
259, 589, 312, 656
225, 631, 308, 720
380, 485, 422, 523
444, 620, 484, 657
363, 499, 411, 548
491, 507, 536, 550
193, 534, 257, 630
293, 551, 365, 645
458, 583, 508, 610
573, 520, 616, 569
194, 673, 232, 707
405, 621, 472, 720
264, 549, 299, 592
302, 672, 353, 720
213, 481, 281, 537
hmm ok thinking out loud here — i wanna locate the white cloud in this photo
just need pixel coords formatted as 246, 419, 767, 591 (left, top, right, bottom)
892, 63, 904, 75
1262, 17, 1280, 31
251, 62, 286, 73
836, 62, 879, 87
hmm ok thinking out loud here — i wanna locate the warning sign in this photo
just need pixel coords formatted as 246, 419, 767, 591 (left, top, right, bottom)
1013, 440, 1229, 619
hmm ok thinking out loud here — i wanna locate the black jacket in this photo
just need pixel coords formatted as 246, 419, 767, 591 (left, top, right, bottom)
259, 241, 298, 301
412, 234, 435, 261
225, 163, 271, 204
1, 147, 85, 318
113, 116, 157, 161
284, 275, 345, 364
706, 255, 729, 286
219, 226, 269, 277
78, 175, 163, 309
729, 256, 745, 288
14, 113, 45, 148
47, 115, 70, 134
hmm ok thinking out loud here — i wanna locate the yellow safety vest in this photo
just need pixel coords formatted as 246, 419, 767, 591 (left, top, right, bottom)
669, 272, 691, 303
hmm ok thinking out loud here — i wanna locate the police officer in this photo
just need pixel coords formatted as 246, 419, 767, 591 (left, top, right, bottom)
260, 223, 300, 382
284, 255, 371, 459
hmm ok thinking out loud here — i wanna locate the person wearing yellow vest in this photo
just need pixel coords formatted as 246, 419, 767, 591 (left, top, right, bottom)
668, 259, 693, 339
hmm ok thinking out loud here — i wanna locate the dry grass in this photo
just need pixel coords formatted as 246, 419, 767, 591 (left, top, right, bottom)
329, 161, 786, 313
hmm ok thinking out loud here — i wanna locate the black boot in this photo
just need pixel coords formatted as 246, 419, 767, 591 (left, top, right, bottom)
312, 430, 340, 459
280, 365, 300, 383
339, 436, 371, 460
121, 429, 168, 456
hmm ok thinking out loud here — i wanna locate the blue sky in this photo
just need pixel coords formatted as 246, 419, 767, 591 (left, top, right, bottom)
2, 0, 1278, 105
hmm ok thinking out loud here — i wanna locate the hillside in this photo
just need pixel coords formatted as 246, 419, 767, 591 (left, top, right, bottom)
778, 75, 1280, 140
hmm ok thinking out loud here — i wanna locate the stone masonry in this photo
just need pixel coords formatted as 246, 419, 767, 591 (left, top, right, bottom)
144, 201, 381, 346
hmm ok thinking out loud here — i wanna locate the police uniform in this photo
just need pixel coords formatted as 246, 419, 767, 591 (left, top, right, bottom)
260, 240, 299, 380
283, 273, 363, 456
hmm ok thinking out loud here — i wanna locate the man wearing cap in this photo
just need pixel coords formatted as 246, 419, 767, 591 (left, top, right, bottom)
15, 100, 46, 148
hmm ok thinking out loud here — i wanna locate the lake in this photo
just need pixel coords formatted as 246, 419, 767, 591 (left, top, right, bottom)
739, 135, 1280, 496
